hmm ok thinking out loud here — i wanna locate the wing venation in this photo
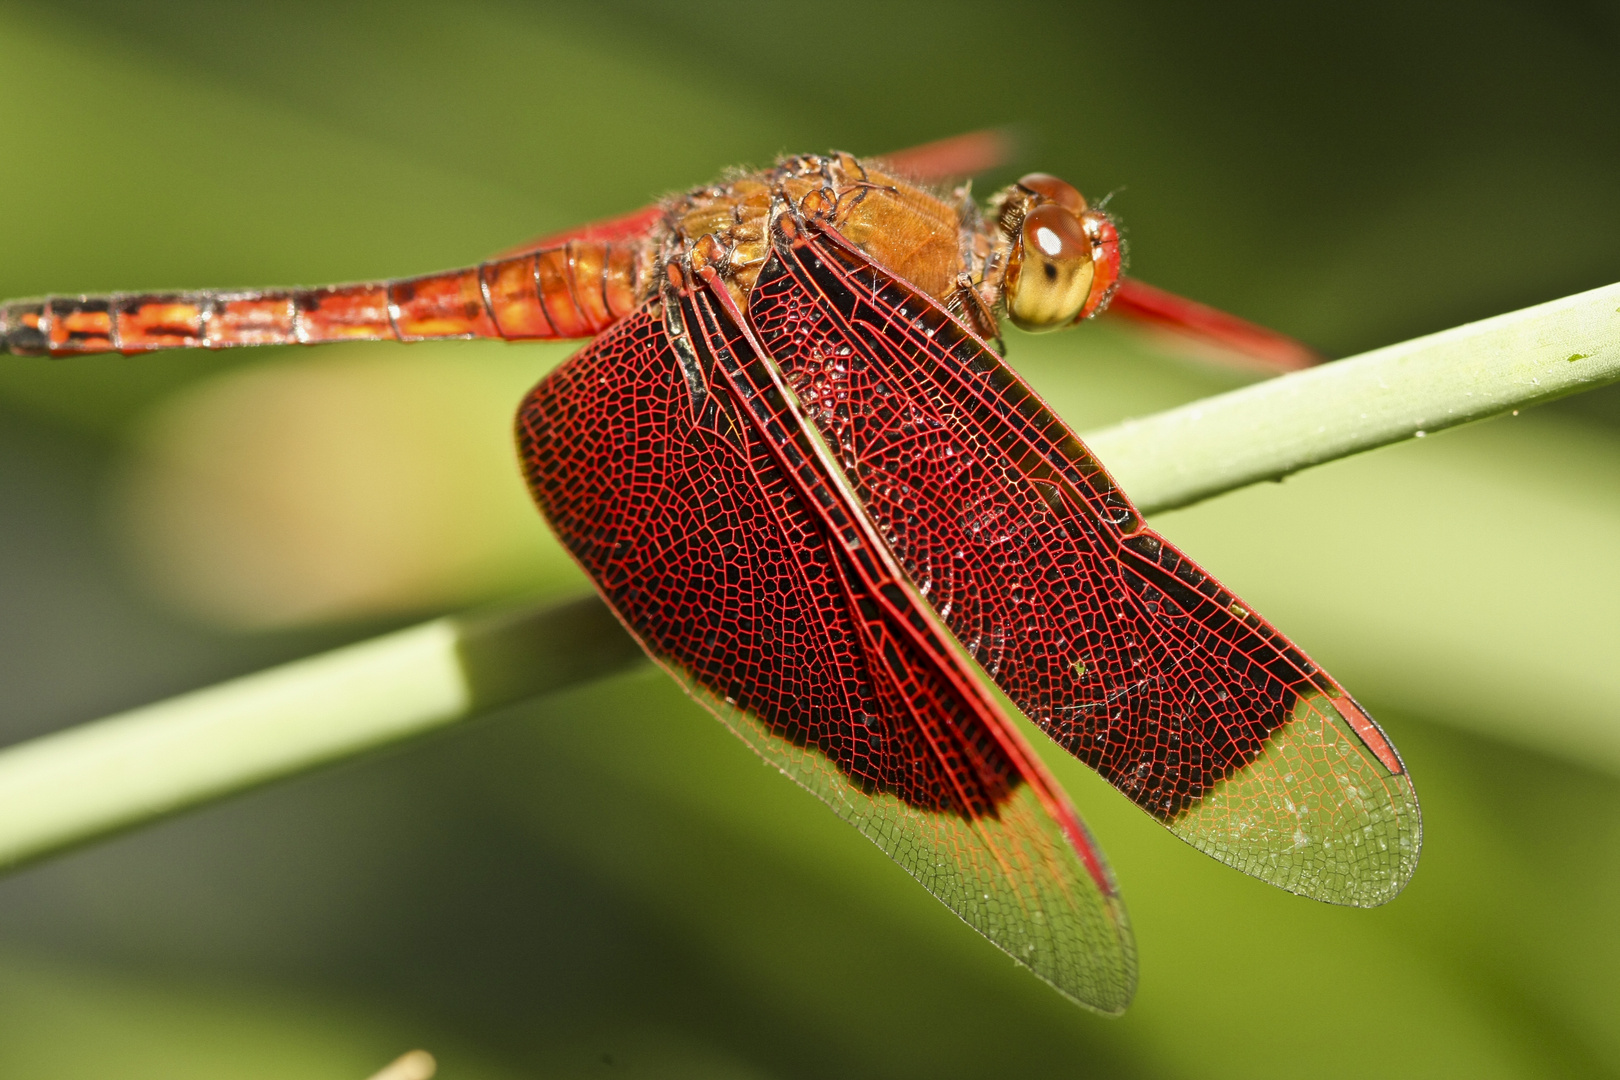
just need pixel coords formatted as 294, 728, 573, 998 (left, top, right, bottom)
517, 278, 1135, 1009
747, 217, 1420, 905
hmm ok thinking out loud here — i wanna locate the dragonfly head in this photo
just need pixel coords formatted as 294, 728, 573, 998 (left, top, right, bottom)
998, 173, 1122, 333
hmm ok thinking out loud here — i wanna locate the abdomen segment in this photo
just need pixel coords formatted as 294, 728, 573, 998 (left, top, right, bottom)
0, 239, 647, 357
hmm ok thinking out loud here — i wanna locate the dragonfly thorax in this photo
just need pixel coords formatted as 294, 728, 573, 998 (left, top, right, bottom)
659, 154, 1120, 345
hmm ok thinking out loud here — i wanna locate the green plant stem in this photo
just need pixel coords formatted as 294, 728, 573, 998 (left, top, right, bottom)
0, 599, 645, 871
1086, 281, 1620, 511
0, 281, 1614, 873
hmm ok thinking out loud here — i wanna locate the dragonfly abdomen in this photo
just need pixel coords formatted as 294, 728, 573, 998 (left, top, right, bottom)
0, 239, 646, 357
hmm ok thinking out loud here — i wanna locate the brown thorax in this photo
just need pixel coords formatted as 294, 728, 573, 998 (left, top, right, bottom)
657, 152, 1017, 344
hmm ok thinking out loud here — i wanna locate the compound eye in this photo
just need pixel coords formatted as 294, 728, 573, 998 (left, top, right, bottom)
1016, 173, 1087, 215
1007, 203, 1094, 331
1077, 208, 1123, 320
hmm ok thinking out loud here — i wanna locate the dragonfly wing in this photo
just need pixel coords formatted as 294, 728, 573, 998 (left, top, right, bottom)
1107, 278, 1326, 373
749, 218, 1420, 906
488, 131, 1011, 263
490, 205, 667, 261
872, 129, 1016, 183
517, 283, 1135, 1010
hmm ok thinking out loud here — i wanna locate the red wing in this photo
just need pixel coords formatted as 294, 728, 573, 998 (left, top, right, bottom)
872, 129, 1016, 183
516, 274, 1135, 1010
1107, 278, 1326, 373
748, 218, 1420, 906
488, 130, 1012, 263
490, 205, 666, 261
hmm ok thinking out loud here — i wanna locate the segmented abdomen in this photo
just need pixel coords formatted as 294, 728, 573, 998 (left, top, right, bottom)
0, 239, 647, 357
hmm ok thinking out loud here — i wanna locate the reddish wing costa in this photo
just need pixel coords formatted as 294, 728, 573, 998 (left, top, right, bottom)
0, 137, 1419, 1012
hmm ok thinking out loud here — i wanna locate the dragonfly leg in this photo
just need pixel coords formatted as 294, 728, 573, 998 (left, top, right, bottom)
945, 273, 1004, 353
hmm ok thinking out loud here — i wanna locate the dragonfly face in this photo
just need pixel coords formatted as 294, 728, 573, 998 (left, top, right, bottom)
994, 173, 1124, 330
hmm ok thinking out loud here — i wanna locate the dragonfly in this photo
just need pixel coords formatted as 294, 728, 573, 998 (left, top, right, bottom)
0, 133, 1419, 1013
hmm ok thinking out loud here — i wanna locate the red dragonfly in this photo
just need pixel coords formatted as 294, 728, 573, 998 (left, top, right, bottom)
0, 134, 1418, 1013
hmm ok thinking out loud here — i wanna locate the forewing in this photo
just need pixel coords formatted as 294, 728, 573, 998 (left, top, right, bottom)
873, 129, 1015, 183
516, 287, 1134, 1010
748, 221, 1420, 906
487, 131, 1011, 263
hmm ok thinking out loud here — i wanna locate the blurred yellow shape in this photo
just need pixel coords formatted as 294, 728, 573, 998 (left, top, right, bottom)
366, 1050, 436, 1080
112, 341, 585, 628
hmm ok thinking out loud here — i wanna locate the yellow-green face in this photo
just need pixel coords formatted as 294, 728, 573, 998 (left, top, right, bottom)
1001, 174, 1124, 332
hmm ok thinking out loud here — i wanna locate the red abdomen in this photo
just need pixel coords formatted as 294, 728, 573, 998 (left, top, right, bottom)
1, 238, 649, 357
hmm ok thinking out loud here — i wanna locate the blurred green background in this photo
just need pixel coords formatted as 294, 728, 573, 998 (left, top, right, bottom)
1, 0, 1619, 1076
